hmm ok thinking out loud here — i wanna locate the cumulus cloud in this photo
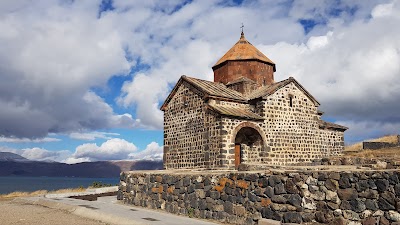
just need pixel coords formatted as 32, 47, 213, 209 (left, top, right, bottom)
0, 1, 136, 138
0, 0, 398, 143
1, 146, 72, 162
129, 142, 163, 161
70, 138, 138, 161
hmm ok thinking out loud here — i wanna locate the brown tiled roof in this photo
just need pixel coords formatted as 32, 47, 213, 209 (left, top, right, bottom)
207, 104, 264, 120
246, 77, 320, 106
319, 120, 348, 131
160, 75, 247, 110
182, 76, 246, 101
213, 32, 276, 71
246, 79, 289, 100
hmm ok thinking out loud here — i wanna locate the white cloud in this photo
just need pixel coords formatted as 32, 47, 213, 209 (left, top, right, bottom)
69, 131, 120, 141
0, 136, 61, 143
2, 147, 72, 162
63, 157, 91, 164
0, 1, 136, 138
72, 138, 138, 161
0, 0, 398, 143
129, 142, 163, 161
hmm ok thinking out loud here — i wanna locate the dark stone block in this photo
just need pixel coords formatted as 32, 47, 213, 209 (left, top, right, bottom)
187, 184, 195, 194
315, 211, 328, 223
220, 193, 228, 201
244, 173, 259, 182
378, 197, 395, 210
339, 177, 351, 188
318, 173, 328, 181
355, 180, 369, 192
396, 184, 400, 196
302, 213, 315, 222
283, 212, 302, 224
359, 189, 379, 199
381, 191, 395, 205
209, 191, 220, 200
198, 199, 207, 210
268, 176, 282, 186
340, 200, 352, 210
327, 202, 339, 210
224, 201, 233, 214
183, 177, 191, 187
349, 198, 366, 213
365, 199, 378, 211
316, 201, 327, 210
261, 207, 282, 221
362, 217, 378, 225
285, 179, 299, 194
368, 180, 377, 190
375, 179, 389, 192
249, 192, 260, 202
325, 179, 338, 191
389, 174, 399, 184
271, 195, 287, 204
265, 186, 274, 198
259, 177, 269, 187
288, 194, 302, 208
274, 183, 286, 195
338, 188, 357, 200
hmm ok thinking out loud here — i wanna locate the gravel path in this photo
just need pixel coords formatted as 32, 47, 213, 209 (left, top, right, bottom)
0, 199, 109, 225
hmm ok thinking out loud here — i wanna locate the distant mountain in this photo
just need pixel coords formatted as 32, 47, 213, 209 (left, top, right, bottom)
0, 152, 29, 162
0, 152, 163, 177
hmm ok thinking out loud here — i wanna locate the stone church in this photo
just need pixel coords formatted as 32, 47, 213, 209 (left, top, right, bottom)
161, 32, 347, 170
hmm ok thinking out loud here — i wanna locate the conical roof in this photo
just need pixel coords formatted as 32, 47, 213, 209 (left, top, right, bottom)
213, 32, 276, 71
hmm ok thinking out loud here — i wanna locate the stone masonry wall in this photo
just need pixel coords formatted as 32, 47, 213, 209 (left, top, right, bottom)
119, 170, 400, 225
163, 82, 221, 169
262, 82, 343, 165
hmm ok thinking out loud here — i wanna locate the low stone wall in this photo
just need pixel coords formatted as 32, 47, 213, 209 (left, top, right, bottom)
363, 135, 400, 150
118, 170, 400, 225
363, 142, 399, 150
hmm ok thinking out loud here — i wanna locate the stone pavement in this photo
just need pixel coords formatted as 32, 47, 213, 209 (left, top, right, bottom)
16, 187, 220, 225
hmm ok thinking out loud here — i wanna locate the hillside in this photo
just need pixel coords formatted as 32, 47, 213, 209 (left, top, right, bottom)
0, 152, 29, 162
344, 134, 399, 152
0, 152, 163, 177
344, 134, 400, 158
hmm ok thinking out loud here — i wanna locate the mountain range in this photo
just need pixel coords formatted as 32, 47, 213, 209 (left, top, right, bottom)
0, 152, 163, 178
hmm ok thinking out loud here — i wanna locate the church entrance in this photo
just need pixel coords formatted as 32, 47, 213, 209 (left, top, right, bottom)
234, 127, 263, 169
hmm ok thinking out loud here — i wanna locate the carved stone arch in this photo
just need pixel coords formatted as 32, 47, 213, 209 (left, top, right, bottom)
231, 122, 267, 169
231, 122, 267, 145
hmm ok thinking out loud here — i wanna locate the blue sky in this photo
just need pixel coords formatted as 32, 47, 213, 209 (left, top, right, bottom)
0, 0, 399, 163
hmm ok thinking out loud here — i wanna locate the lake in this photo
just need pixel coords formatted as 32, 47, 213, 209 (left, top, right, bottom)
0, 176, 120, 194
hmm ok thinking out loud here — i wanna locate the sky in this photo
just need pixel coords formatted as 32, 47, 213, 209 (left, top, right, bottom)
0, 0, 399, 163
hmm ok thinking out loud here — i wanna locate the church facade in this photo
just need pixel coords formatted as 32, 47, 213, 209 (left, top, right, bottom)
161, 32, 347, 170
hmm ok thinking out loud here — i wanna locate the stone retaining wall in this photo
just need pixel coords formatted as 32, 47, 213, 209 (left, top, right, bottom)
362, 135, 400, 150
119, 170, 400, 225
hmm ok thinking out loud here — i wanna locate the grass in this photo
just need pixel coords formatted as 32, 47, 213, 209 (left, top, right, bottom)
345, 146, 400, 158
344, 134, 399, 152
0, 187, 86, 200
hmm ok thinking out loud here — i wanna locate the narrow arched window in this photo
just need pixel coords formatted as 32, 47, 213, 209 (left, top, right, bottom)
289, 95, 293, 107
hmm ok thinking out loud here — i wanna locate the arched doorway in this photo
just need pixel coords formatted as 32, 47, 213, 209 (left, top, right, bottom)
234, 127, 264, 169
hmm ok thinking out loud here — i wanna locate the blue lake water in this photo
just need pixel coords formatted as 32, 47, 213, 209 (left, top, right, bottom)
0, 176, 120, 194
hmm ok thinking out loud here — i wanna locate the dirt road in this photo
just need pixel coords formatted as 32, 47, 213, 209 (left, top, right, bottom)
0, 199, 109, 225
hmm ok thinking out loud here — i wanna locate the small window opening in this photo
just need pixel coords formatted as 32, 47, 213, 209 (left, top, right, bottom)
182, 95, 188, 108
263, 78, 266, 86
289, 95, 293, 107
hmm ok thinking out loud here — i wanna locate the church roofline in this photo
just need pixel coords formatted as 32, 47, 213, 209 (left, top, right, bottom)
212, 32, 276, 71
160, 75, 247, 111
246, 77, 320, 106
